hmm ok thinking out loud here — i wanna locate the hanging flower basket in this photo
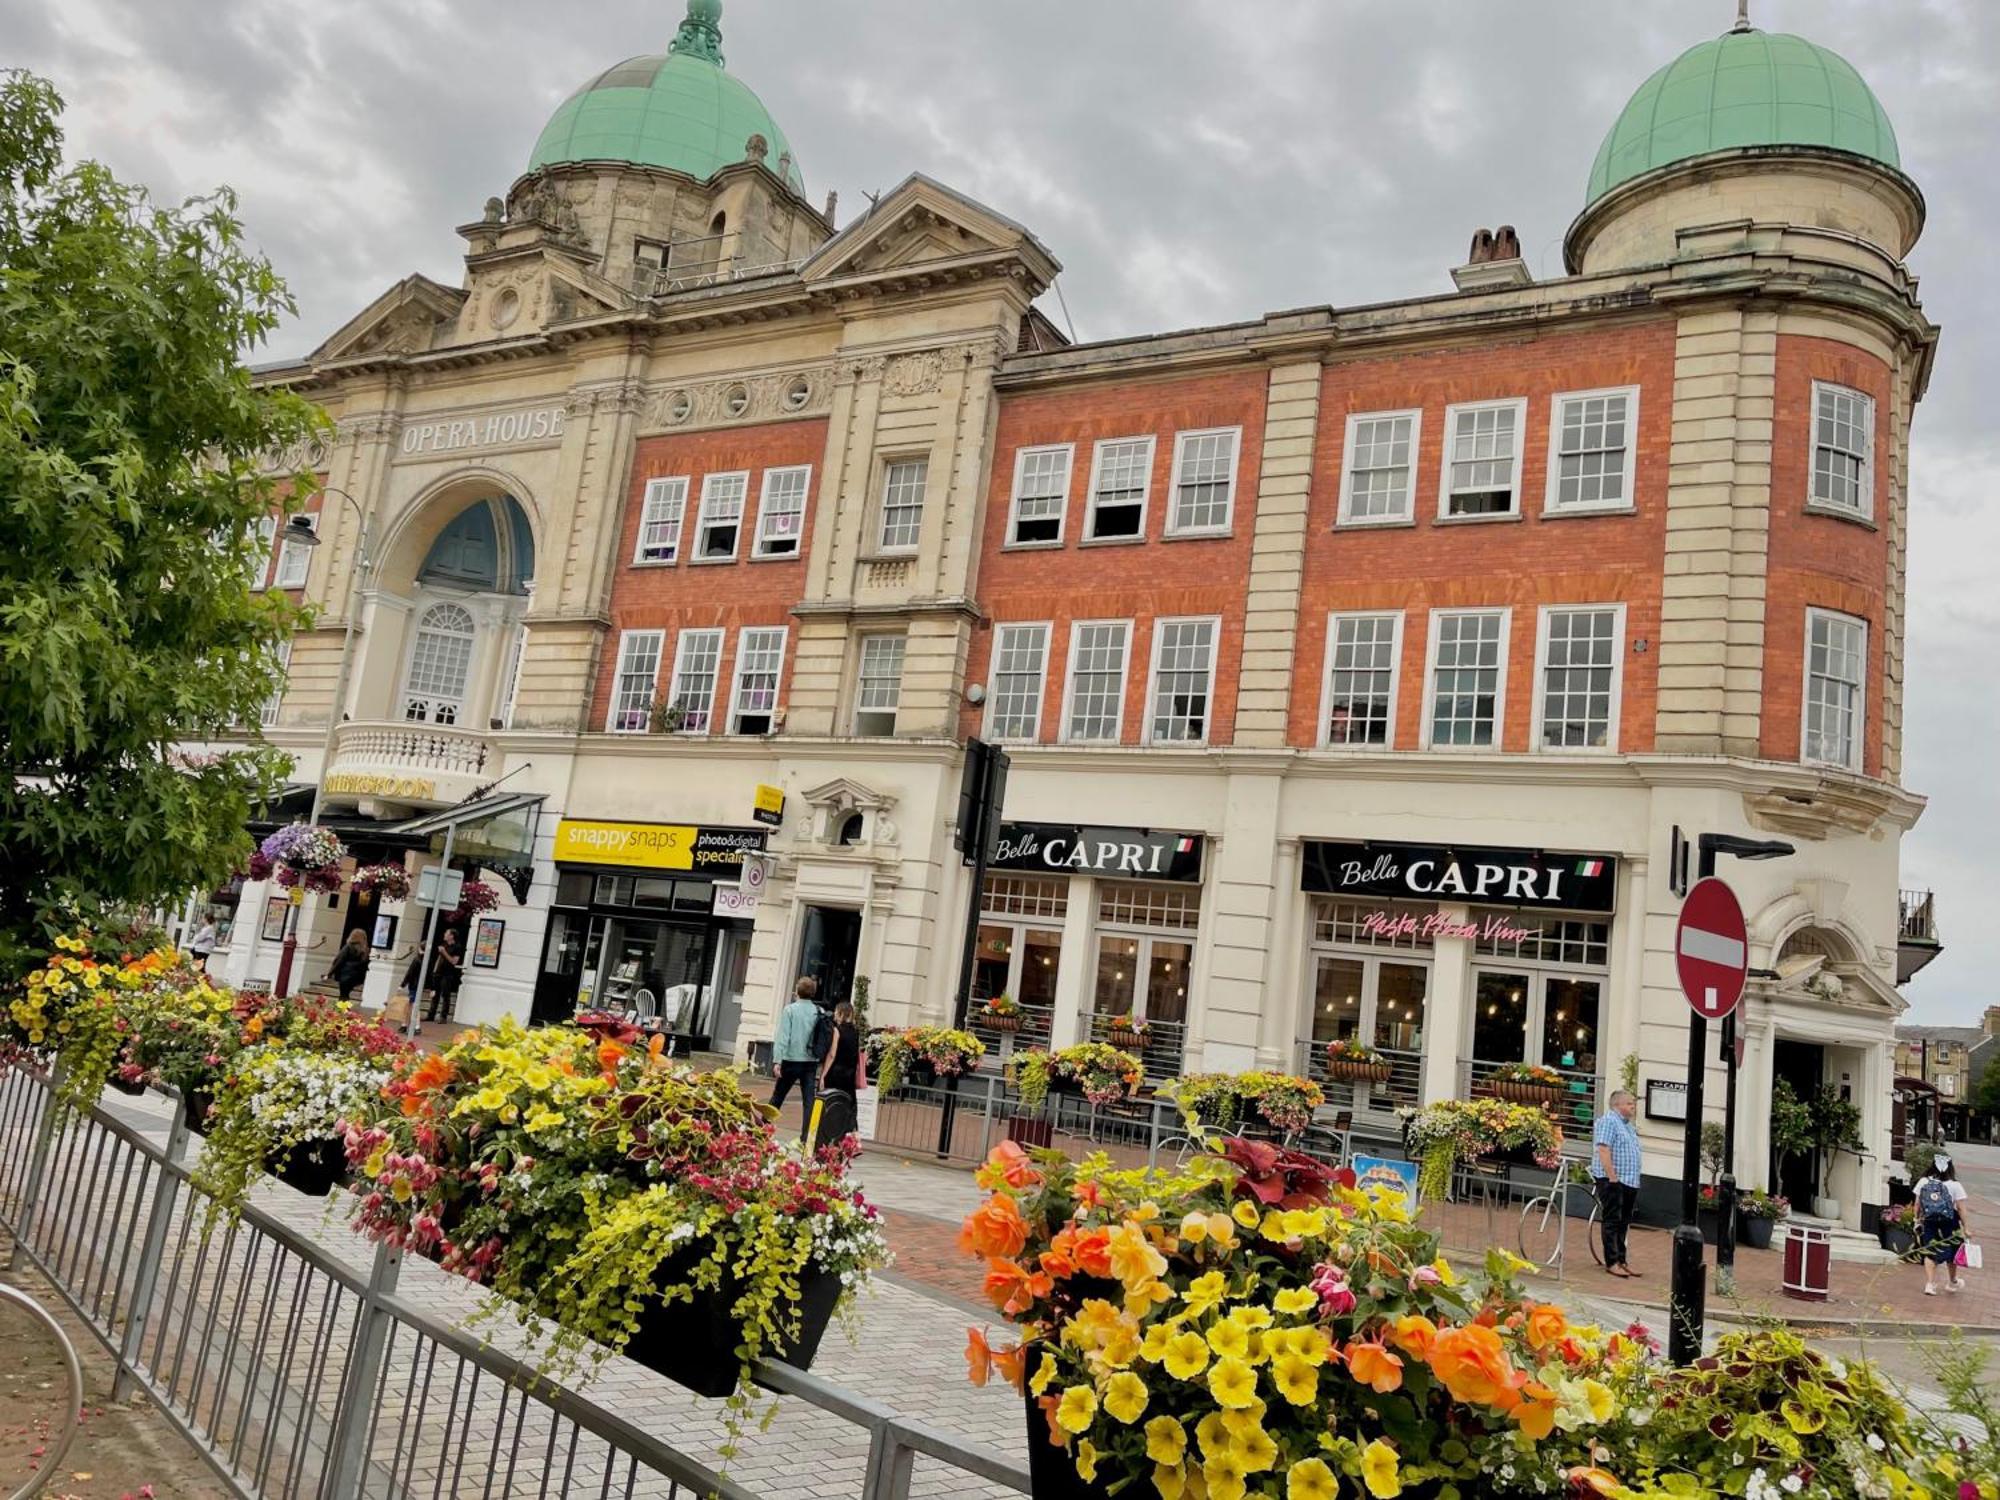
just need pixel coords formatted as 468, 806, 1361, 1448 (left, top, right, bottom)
1484, 1064, 1568, 1108
1106, 1021, 1149, 1050
451, 879, 501, 922
350, 863, 413, 901
259, 825, 346, 889
980, 994, 1023, 1033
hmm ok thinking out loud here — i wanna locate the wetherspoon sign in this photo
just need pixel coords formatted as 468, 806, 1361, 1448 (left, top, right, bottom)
1301, 839, 1618, 914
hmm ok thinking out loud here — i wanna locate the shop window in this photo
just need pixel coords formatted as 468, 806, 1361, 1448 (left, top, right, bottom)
1803, 608, 1865, 770
1424, 608, 1507, 748
1008, 446, 1072, 546
607, 629, 665, 733
1547, 388, 1636, 513
556, 871, 594, 905
593, 874, 634, 906
1085, 437, 1153, 540
634, 477, 688, 564
729, 626, 787, 734
694, 471, 748, 560
1439, 399, 1525, 518
754, 465, 810, 557
1310, 899, 1435, 951
666, 628, 723, 735
1809, 381, 1874, 518
632, 877, 677, 909
1323, 613, 1400, 748
1338, 410, 1419, 525
1535, 605, 1622, 752
877, 457, 928, 553
1167, 428, 1238, 536
853, 633, 905, 737
1147, 617, 1217, 744
1475, 916, 1610, 967
988, 622, 1050, 742
1063, 620, 1132, 743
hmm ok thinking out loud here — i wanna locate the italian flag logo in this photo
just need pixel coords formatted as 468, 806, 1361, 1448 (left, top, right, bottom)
1176, 836, 1198, 854
1573, 858, 1606, 878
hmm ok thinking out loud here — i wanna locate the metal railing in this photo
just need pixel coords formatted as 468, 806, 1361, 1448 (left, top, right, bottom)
332, 721, 492, 778
0, 1060, 1029, 1500
965, 1001, 1055, 1058
1899, 888, 1939, 945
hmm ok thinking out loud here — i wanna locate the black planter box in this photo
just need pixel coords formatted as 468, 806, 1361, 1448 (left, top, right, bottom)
106, 1074, 147, 1098
905, 1059, 938, 1088
181, 1087, 214, 1136
269, 1138, 347, 1198
1023, 1397, 1113, 1500
624, 1262, 843, 1399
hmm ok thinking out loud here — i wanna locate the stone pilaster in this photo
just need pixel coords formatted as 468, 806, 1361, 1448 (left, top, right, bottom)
1233, 360, 1323, 746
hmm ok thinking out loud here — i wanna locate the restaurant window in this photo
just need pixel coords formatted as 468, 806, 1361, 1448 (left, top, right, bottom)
1306, 899, 1431, 1111
1469, 912, 1611, 1120
1092, 882, 1198, 1028
973, 876, 1068, 1044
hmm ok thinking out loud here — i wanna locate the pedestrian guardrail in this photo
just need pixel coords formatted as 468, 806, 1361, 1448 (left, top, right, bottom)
0, 1060, 1030, 1500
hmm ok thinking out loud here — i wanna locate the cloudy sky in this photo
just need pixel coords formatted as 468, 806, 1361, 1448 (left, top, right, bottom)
6, 0, 1994, 1023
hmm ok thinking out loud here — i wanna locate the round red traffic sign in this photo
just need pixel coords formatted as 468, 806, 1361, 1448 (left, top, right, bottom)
1676, 877, 1748, 1022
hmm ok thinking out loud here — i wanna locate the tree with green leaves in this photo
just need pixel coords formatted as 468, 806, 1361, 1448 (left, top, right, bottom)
0, 71, 324, 965
1972, 1053, 2000, 1117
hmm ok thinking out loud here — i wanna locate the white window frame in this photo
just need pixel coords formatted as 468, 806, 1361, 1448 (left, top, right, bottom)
665, 627, 724, 735
1318, 611, 1404, 749
1800, 607, 1867, 771
1006, 444, 1073, 548
632, 476, 689, 565
1421, 607, 1512, 751
1165, 427, 1241, 537
1060, 619, 1134, 745
985, 621, 1052, 743
1083, 435, 1155, 543
605, 628, 665, 734
752, 465, 811, 558
258, 638, 292, 729
273, 515, 314, 589
250, 514, 279, 590
1336, 409, 1423, 527
852, 632, 906, 737
876, 456, 929, 555
728, 625, 788, 735
1142, 615, 1220, 745
1529, 604, 1625, 754
1807, 380, 1876, 521
1437, 397, 1528, 521
692, 471, 749, 562
1543, 386, 1640, 516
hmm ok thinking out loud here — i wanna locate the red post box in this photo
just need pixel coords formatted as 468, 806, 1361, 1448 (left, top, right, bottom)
1782, 1224, 1831, 1301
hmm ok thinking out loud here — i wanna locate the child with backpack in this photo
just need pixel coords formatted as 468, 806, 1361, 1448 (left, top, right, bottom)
1914, 1153, 1968, 1296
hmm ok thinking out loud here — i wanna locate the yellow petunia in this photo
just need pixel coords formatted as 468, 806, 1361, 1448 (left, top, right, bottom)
1204, 1455, 1249, 1500
1361, 1439, 1402, 1499
1207, 1357, 1258, 1410
390, 1177, 413, 1203
1287, 1457, 1338, 1500
1228, 1304, 1274, 1332
1429, 1256, 1457, 1286
1281, 1207, 1328, 1240
1105, 1371, 1150, 1424
1229, 1426, 1278, 1475
363, 1147, 388, 1179
1271, 1352, 1319, 1406
1145, 1415, 1188, 1466
1142, 1323, 1175, 1363
1207, 1319, 1251, 1361
1030, 1353, 1059, 1396
1154, 1463, 1187, 1500
1075, 1441, 1100, 1484
1057, 1385, 1098, 1434
1196, 1411, 1231, 1462
1181, 1211, 1212, 1244
1273, 1287, 1318, 1317
1259, 1211, 1291, 1243
1581, 1378, 1616, 1423
1231, 1199, 1262, 1229
1185, 1270, 1229, 1318
1164, 1331, 1212, 1380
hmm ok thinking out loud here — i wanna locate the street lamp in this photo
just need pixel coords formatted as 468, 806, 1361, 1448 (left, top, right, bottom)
270, 492, 374, 999
1666, 829, 1794, 1360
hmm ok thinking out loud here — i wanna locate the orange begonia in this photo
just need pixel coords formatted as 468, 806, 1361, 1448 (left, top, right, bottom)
1522, 1302, 1567, 1353
983, 1258, 1054, 1316
597, 1039, 627, 1076
1515, 1380, 1558, 1440
966, 1326, 994, 1386
1388, 1314, 1439, 1362
1050, 1225, 1115, 1279
1346, 1340, 1404, 1394
960, 1194, 1031, 1260
1428, 1323, 1524, 1413
977, 1141, 1044, 1191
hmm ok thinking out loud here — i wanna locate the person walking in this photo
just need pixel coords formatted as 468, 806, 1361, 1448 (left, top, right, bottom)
1915, 1152, 1969, 1296
1591, 1089, 1642, 1278
328, 928, 371, 1003
820, 1001, 865, 1096
424, 929, 465, 1023
187, 916, 218, 969
770, 977, 824, 1141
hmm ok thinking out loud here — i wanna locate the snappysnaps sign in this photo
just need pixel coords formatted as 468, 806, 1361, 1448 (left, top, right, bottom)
1300, 840, 1617, 913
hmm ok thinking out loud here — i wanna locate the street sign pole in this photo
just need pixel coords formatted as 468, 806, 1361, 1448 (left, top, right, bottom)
939, 739, 1008, 1160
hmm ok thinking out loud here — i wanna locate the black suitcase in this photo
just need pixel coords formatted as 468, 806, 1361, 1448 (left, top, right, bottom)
814, 1088, 857, 1151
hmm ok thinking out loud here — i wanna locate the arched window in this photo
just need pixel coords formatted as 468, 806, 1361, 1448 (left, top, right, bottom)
404, 602, 477, 725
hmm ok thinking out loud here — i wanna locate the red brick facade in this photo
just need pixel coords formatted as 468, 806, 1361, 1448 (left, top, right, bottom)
590, 419, 826, 730
1761, 335, 1892, 776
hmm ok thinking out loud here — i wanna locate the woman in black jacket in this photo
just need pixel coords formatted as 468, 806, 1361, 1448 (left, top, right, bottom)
328, 928, 371, 1002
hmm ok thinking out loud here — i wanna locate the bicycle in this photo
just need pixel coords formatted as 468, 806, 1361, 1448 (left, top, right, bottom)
0, 1280, 84, 1500
1517, 1176, 1603, 1273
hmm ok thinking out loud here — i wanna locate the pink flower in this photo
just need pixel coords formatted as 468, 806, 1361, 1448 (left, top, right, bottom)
1409, 1265, 1443, 1289
1310, 1262, 1357, 1317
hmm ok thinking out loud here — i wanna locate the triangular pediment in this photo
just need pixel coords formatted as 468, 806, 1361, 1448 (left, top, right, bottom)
802, 173, 1060, 286
800, 776, 897, 813
313, 275, 466, 363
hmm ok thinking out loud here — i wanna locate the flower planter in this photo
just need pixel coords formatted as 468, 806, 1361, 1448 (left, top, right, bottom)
1738, 1214, 1776, 1251
181, 1087, 214, 1136
1023, 1398, 1113, 1500
1326, 1059, 1392, 1085
1477, 1143, 1546, 1171
1106, 1029, 1145, 1051
1697, 1206, 1721, 1246
986, 1016, 1021, 1034
1486, 1079, 1565, 1108
269, 1138, 348, 1198
1881, 1225, 1916, 1259
107, 1074, 148, 1098
1007, 1116, 1054, 1149
1812, 1196, 1841, 1221
624, 1261, 844, 1399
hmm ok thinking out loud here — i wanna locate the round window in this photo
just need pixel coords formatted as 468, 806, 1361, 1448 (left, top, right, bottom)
783, 376, 811, 411
665, 391, 693, 424
724, 385, 750, 418
490, 287, 521, 331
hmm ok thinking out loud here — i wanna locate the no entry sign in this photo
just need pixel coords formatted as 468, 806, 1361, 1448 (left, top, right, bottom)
1677, 877, 1748, 1022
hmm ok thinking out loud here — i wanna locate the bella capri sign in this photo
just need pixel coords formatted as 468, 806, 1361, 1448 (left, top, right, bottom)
1301, 839, 1617, 914
990, 823, 1204, 883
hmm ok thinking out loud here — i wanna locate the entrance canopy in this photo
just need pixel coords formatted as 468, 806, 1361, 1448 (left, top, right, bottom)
391, 791, 544, 862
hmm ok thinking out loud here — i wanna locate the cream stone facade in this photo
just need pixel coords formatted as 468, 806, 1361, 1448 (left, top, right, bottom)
194, 7, 1945, 1229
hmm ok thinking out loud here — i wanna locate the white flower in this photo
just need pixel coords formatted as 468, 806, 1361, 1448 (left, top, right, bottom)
1865, 1433, 1885, 1452
1779, 1475, 1803, 1495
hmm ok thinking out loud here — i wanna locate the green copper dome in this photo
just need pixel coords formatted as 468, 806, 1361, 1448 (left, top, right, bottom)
528, 1, 803, 192
1586, 28, 1899, 205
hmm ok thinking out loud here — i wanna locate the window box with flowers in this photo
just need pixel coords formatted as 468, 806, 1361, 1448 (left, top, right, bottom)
1106, 1015, 1151, 1051
1323, 1038, 1392, 1084
1484, 1061, 1568, 1108
981, 993, 1024, 1033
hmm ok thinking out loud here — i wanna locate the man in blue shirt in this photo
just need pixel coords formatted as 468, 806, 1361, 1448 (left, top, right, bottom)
770, 976, 824, 1140
1590, 1090, 1642, 1278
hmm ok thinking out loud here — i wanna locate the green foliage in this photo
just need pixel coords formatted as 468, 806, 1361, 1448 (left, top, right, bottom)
1700, 1119, 1727, 1184
1769, 1078, 1814, 1181
1619, 1051, 1640, 1096
0, 71, 326, 967
1972, 1054, 2000, 1115
1897, 1337, 2000, 1499
1165, 1071, 1324, 1134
